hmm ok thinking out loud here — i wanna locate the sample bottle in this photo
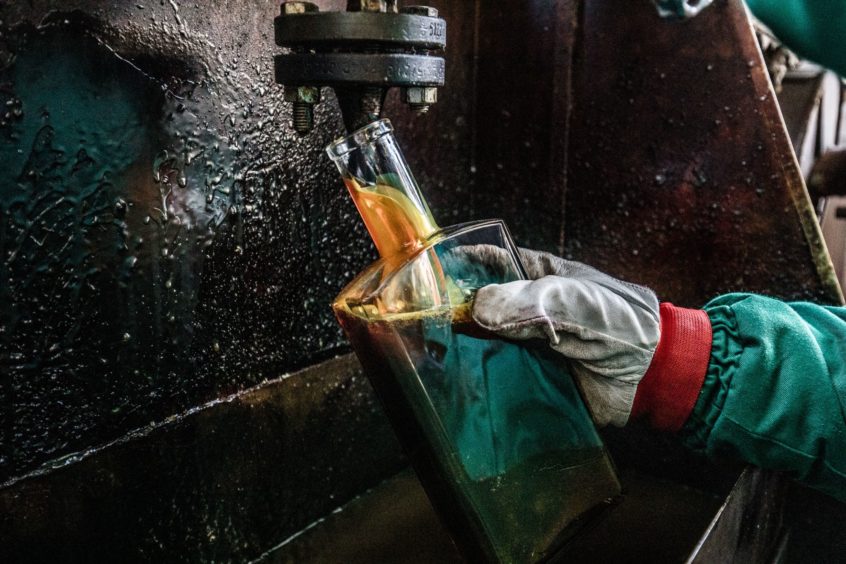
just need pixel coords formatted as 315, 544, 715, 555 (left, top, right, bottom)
328, 119, 620, 563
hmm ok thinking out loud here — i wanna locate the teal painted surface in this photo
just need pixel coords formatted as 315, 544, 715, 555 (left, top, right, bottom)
746, 0, 846, 76
0, 7, 367, 481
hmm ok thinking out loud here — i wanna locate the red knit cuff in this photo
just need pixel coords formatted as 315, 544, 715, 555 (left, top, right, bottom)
630, 303, 712, 432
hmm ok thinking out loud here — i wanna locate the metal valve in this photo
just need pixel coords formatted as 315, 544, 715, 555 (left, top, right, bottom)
274, 1, 447, 133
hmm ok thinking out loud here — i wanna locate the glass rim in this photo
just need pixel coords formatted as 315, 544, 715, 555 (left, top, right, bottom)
326, 118, 394, 161
333, 218, 526, 312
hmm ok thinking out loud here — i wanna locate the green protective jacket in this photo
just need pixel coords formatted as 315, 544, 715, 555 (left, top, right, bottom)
681, 294, 846, 501
662, 0, 846, 77
747, 0, 846, 77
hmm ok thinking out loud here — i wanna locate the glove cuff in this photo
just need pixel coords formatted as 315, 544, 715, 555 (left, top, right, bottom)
630, 303, 712, 431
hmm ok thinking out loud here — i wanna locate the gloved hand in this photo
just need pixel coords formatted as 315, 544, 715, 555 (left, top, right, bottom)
471, 249, 660, 427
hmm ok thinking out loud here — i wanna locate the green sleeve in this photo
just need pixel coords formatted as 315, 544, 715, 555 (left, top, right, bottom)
746, 0, 846, 77
681, 293, 846, 501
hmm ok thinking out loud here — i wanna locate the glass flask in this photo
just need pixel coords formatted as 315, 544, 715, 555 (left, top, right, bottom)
328, 120, 621, 563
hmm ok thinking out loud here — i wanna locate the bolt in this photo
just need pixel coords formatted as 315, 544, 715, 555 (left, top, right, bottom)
401, 5, 439, 17
292, 102, 314, 134
281, 1, 318, 15
285, 86, 321, 133
403, 86, 438, 114
284, 85, 321, 105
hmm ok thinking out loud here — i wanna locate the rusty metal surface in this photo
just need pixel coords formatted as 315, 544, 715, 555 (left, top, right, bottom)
469, 0, 579, 252
565, 0, 841, 306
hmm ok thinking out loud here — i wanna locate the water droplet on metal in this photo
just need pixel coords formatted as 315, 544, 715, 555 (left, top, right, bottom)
114, 198, 128, 218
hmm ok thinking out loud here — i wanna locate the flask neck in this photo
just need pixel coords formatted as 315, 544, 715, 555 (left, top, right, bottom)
328, 119, 440, 262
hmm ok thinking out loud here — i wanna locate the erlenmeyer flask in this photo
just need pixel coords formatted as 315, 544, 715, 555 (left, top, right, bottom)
328, 120, 621, 563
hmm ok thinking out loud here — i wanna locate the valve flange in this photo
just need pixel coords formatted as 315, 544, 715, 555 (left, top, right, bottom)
274, 1, 446, 133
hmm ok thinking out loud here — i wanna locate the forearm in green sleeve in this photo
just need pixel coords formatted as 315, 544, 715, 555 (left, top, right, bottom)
681, 293, 846, 501
746, 0, 846, 77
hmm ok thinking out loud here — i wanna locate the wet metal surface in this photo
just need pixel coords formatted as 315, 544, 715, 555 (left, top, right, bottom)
0, 0, 366, 481
1, 356, 403, 562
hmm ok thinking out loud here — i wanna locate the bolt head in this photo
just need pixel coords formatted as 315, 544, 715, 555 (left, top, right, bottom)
281, 2, 318, 15
401, 5, 439, 17
284, 85, 322, 104
403, 86, 438, 106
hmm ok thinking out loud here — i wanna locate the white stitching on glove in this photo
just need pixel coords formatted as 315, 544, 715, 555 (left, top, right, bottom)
472, 248, 661, 427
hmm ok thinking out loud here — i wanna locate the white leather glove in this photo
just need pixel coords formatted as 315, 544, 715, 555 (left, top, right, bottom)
472, 249, 661, 427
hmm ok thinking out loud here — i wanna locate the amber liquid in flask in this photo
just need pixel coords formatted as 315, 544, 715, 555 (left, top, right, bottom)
329, 120, 620, 563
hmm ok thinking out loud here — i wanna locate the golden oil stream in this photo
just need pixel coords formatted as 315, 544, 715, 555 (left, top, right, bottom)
344, 178, 439, 265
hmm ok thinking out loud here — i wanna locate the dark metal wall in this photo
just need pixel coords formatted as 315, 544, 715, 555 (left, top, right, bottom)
0, 3, 413, 559
1, 0, 364, 481
565, 0, 841, 306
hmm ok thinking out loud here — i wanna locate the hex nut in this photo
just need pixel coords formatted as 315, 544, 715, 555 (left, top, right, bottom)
281, 2, 318, 15
284, 85, 322, 104
401, 5, 439, 17
404, 86, 438, 106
